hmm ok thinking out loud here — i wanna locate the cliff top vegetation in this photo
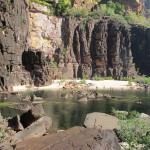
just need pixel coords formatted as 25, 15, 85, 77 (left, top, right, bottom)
30, 0, 150, 28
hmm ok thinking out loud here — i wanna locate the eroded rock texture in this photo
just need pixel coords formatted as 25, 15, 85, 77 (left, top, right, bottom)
131, 25, 150, 76
0, 0, 31, 91
61, 17, 134, 79
0, 1, 138, 91
15, 126, 121, 150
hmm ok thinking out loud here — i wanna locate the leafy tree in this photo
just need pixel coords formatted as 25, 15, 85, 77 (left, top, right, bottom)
56, 0, 71, 16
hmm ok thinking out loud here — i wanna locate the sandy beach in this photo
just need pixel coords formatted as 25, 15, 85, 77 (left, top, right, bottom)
12, 80, 137, 92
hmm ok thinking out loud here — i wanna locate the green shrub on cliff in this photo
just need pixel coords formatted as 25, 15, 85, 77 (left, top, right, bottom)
109, 14, 130, 28
125, 12, 150, 28
66, 8, 89, 18
30, 0, 52, 7
56, 0, 71, 16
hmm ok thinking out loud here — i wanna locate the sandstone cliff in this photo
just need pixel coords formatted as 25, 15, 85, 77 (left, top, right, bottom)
0, 1, 149, 91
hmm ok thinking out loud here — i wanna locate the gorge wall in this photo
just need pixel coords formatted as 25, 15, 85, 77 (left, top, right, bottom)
0, 0, 31, 91
0, 1, 150, 91
131, 25, 150, 76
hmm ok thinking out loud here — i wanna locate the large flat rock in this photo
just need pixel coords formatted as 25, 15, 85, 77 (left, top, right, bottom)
84, 112, 119, 130
15, 126, 120, 150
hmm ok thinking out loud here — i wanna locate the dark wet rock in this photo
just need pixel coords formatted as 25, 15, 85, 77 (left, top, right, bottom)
0, 0, 31, 92
12, 116, 52, 144
76, 91, 87, 98
20, 104, 44, 128
9, 102, 33, 111
8, 115, 24, 132
95, 92, 103, 98
30, 95, 43, 101
131, 25, 150, 76
103, 94, 112, 100
14, 126, 121, 150
84, 112, 119, 130
61, 93, 69, 99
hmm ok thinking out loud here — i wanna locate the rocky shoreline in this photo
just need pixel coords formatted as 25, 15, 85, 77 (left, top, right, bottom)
1, 102, 150, 150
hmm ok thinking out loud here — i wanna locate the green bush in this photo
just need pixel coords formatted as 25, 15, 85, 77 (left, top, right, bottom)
109, 14, 130, 29
112, 109, 150, 149
125, 12, 150, 28
92, 76, 113, 81
89, 9, 105, 19
67, 8, 89, 18
56, 0, 71, 16
30, 0, 52, 7
48, 61, 58, 68
107, 1, 124, 15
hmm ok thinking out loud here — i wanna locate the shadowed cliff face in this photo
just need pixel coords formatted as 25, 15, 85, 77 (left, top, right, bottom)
131, 25, 150, 76
0, 0, 31, 91
61, 17, 135, 79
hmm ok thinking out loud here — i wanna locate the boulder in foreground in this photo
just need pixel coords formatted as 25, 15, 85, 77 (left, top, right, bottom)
15, 126, 120, 150
84, 112, 119, 130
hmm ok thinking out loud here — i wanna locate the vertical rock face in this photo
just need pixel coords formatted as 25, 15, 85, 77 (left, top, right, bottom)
61, 17, 134, 79
0, 1, 139, 91
131, 25, 150, 76
22, 13, 64, 86
0, 0, 31, 91
28, 13, 62, 54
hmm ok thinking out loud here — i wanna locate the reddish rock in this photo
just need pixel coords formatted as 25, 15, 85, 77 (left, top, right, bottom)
15, 126, 120, 150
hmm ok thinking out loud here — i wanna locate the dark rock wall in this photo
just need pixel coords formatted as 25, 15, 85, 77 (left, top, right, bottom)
0, 0, 149, 91
61, 17, 134, 79
131, 25, 150, 76
0, 0, 31, 91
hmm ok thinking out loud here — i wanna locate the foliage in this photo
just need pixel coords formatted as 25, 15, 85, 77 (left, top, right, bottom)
106, 0, 124, 15
134, 77, 150, 86
30, 0, 52, 7
66, 8, 89, 18
56, 0, 71, 16
92, 76, 113, 81
88, 9, 105, 19
79, 73, 88, 84
80, 78, 86, 84
48, 61, 58, 68
125, 12, 150, 28
112, 108, 150, 149
109, 14, 130, 29
121, 76, 150, 86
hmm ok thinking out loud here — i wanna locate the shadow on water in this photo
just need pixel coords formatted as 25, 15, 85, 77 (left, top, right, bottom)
0, 89, 150, 130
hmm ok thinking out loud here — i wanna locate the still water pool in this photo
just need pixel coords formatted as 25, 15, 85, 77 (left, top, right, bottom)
0, 89, 150, 131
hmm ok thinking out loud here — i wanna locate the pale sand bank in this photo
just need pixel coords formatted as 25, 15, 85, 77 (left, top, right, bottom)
12, 80, 137, 92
